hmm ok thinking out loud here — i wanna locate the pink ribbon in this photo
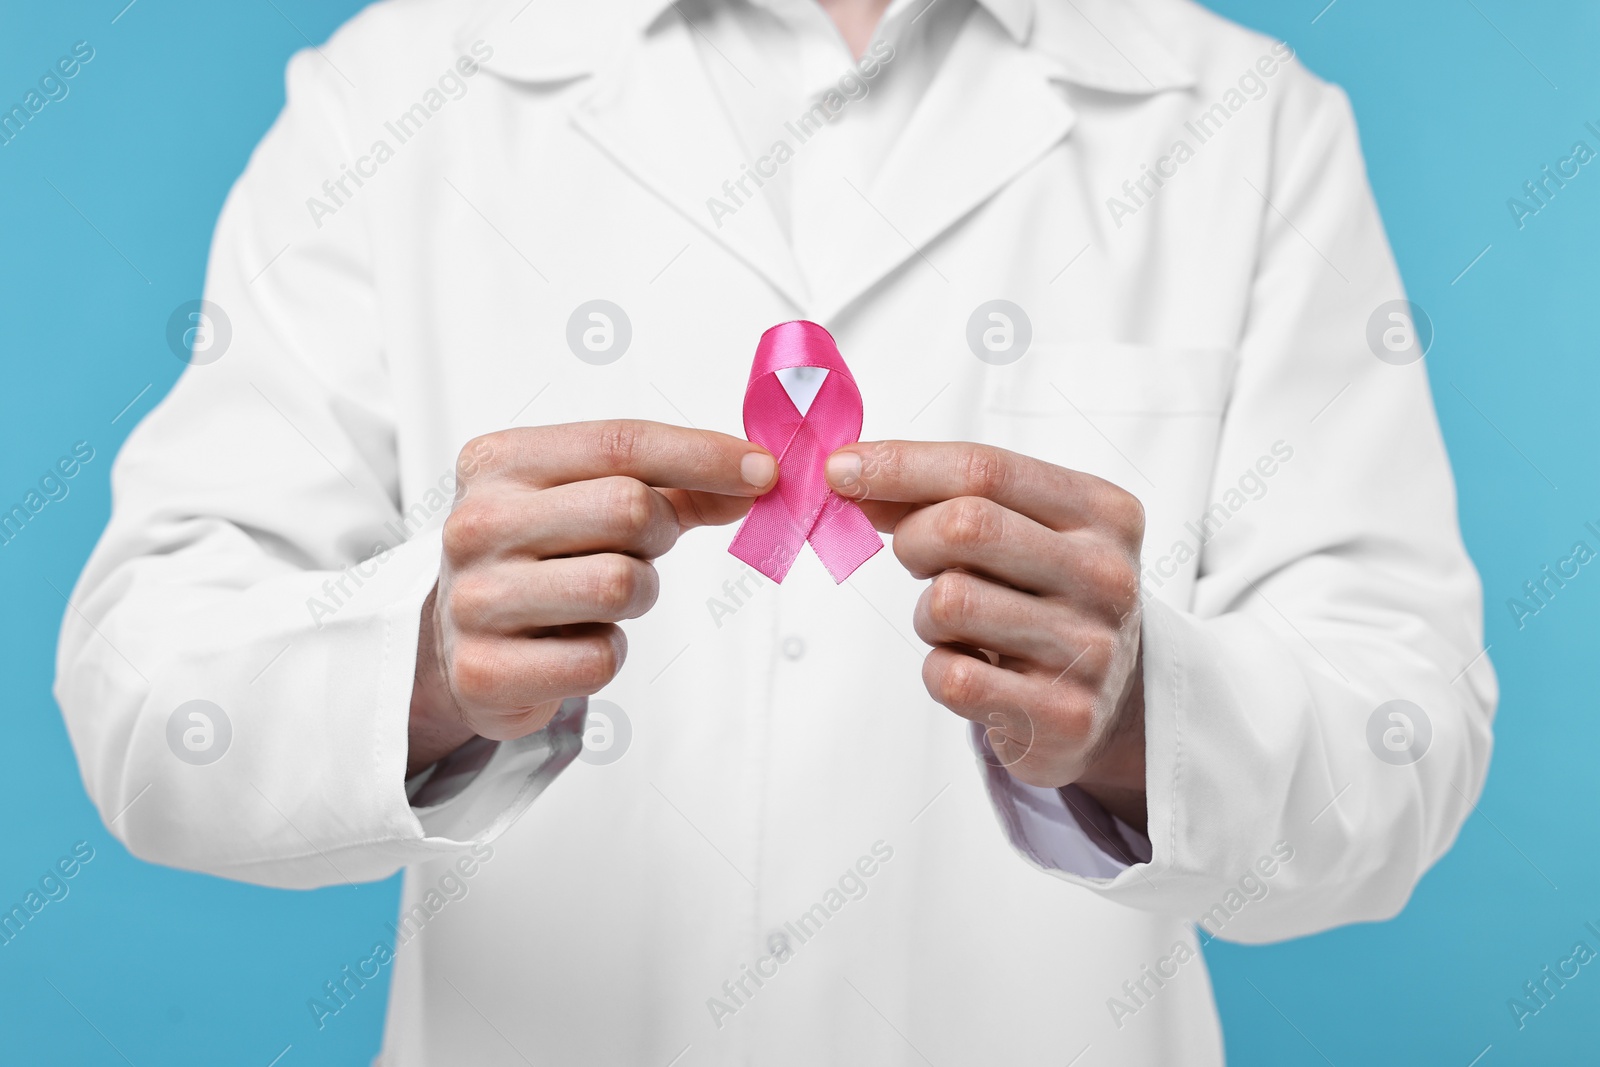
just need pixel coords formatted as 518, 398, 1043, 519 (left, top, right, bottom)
728, 321, 884, 584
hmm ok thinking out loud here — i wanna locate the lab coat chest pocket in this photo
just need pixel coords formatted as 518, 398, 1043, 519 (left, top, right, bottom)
978, 344, 1238, 595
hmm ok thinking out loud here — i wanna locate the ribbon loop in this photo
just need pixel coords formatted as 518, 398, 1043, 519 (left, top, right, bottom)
728, 321, 884, 583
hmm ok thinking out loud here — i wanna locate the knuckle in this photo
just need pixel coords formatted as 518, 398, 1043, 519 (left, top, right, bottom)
939, 496, 1000, 550
584, 555, 640, 615
927, 571, 976, 629
1114, 564, 1142, 617
441, 499, 502, 560
890, 523, 926, 572
1006, 760, 1058, 789
603, 477, 655, 541
1072, 631, 1117, 682
1058, 702, 1096, 746
569, 634, 623, 692
1040, 688, 1095, 746
959, 446, 1010, 499
594, 420, 646, 472
489, 699, 565, 740
933, 653, 985, 709
450, 644, 505, 705
447, 572, 498, 624
1082, 551, 1141, 617
456, 432, 502, 483
1105, 488, 1146, 542
1123, 494, 1147, 540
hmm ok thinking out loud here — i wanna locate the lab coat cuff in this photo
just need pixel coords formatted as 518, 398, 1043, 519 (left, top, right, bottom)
1046, 595, 1260, 912
408, 701, 586, 842
190, 531, 584, 886
370, 532, 585, 852
971, 726, 1150, 880
974, 597, 1242, 915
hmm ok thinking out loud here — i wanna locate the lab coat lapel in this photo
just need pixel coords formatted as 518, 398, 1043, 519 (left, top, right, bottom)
567, 20, 811, 312
807, 10, 1077, 323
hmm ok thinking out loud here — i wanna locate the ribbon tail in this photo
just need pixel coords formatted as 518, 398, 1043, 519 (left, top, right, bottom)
805, 492, 884, 583
728, 495, 805, 583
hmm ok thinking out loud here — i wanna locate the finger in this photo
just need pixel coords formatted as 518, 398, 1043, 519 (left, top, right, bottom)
483, 477, 685, 559
448, 554, 659, 632
477, 420, 777, 496
445, 477, 754, 566
923, 646, 1071, 728
921, 647, 1089, 787
826, 440, 1143, 535
914, 571, 1100, 668
655, 486, 758, 531
451, 624, 627, 738
891, 497, 1075, 594
851, 499, 917, 535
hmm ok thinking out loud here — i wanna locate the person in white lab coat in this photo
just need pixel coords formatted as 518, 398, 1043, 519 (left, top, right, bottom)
56, 0, 1495, 1062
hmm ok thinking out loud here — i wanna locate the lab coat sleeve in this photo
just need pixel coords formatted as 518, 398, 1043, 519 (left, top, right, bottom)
996, 79, 1497, 940
53, 46, 582, 890
974, 725, 1149, 879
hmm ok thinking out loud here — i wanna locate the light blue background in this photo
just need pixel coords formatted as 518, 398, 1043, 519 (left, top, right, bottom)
2, 1, 1596, 1063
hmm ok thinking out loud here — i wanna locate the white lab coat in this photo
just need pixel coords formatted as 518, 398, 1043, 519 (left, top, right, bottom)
55, 0, 1495, 1063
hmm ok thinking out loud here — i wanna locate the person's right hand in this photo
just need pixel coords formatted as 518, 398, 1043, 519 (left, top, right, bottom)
407, 420, 776, 774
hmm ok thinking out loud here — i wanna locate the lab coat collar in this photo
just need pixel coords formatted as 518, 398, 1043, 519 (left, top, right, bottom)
453, 0, 1192, 315
804, 10, 1079, 322
704, 0, 1034, 51
1030, 0, 1197, 94
564, 15, 815, 311
456, 0, 1195, 95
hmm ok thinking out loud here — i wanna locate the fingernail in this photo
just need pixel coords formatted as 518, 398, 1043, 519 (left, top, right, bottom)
741, 452, 776, 487
826, 452, 862, 486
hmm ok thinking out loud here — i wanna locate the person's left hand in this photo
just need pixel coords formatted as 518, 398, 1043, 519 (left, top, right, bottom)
826, 441, 1149, 829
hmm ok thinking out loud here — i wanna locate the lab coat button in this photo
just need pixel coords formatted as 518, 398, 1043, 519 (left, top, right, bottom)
767, 931, 792, 959
781, 635, 806, 660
